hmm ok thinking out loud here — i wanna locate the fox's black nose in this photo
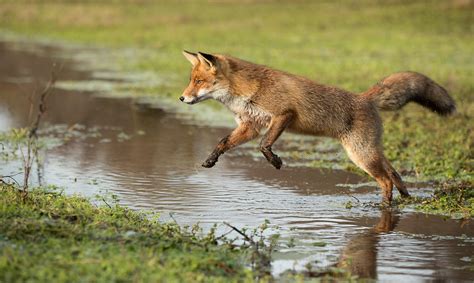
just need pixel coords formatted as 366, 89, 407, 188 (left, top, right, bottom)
179, 96, 184, 102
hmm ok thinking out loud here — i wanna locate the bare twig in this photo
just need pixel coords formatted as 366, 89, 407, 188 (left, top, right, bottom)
1, 172, 22, 178
169, 213, 179, 225
223, 222, 273, 278
22, 139, 32, 194
29, 68, 58, 139
20, 66, 58, 198
215, 228, 235, 241
101, 196, 112, 209
349, 194, 360, 203
0, 174, 21, 187
223, 222, 255, 245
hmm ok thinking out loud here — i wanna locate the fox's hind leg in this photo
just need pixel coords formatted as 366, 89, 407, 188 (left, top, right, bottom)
340, 101, 410, 204
341, 137, 409, 204
382, 159, 410, 197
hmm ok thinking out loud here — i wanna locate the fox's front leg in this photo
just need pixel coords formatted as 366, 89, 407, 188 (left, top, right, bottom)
202, 122, 259, 168
260, 112, 294, 169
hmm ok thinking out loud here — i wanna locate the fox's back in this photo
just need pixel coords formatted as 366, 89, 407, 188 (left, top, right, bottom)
224, 56, 359, 137
287, 78, 358, 137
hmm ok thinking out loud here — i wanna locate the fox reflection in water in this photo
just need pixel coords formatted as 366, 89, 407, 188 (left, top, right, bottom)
337, 209, 399, 279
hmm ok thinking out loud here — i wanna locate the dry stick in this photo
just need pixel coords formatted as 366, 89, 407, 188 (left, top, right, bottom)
224, 222, 273, 277
0, 172, 22, 187
215, 227, 235, 242
349, 194, 360, 203
22, 139, 32, 193
29, 70, 58, 139
22, 68, 58, 195
100, 196, 112, 209
223, 222, 255, 245
1, 177, 20, 187
168, 213, 179, 226
34, 147, 44, 186
223, 222, 258, 270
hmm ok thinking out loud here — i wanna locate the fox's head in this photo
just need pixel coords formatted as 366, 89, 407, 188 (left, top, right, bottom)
180, 51, 229, 104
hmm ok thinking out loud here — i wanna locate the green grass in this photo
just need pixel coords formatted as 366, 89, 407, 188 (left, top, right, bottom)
0, 184, 269, 282
343, 180, 474, 219
0, 0, 472, 181
397, 181, 474, 219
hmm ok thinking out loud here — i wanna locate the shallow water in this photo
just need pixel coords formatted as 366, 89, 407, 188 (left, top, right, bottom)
0, 41, 472, 281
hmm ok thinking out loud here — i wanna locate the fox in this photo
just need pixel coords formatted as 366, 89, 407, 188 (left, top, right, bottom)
179, 50, 456, 204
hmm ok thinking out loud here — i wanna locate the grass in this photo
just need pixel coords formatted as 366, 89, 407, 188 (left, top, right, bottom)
0, 183, 273, 282
397, 181, 474, 219
340, 180, 474, 219
0, 0, 472, 182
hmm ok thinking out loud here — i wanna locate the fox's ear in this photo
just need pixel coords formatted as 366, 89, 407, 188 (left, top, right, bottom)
182, 50, 199, 66
197, 52, 217, 69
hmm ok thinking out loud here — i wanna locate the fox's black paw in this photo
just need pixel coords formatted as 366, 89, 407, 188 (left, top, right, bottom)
270, 155, 282, 170
202, 158, 217, 168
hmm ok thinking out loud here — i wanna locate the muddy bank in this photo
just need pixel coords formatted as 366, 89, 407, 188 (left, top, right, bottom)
0, 40, 473, 281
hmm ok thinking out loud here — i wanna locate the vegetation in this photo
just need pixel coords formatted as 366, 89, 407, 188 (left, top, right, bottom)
0, 0, 472, 182
0, 184, 278, 282
397, 181, 474, 219
342, 180, 474, 219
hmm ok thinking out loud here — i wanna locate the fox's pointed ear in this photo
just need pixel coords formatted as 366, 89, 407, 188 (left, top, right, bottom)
197, 52, 217, 69
182, 50, 199, 66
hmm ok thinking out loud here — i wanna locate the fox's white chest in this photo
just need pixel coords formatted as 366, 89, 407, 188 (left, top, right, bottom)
214, 92, 271, 128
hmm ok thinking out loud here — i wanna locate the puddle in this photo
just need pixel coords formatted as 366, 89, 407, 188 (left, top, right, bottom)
0, 40, 472, 281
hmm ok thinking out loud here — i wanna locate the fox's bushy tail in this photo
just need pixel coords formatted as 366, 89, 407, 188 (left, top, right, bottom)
363, 71, 456, 116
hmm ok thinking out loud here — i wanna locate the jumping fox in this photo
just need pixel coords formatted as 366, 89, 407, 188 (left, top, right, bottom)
179, 51, 456, 204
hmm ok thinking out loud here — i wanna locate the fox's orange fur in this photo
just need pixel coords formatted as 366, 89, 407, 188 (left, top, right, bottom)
180, 51, 456, 204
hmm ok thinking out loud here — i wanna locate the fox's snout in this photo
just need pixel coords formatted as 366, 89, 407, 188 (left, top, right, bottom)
179, 95, 195, 104
179, 85, 199, 104
179, 88, 209, 104
179, 95, 194, 104
179, 95, 198, 104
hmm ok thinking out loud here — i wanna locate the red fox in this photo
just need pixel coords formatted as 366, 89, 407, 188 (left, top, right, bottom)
180, 51, 456, 204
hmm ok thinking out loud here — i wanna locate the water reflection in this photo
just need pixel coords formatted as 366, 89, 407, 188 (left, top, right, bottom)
337, 209, 399, 279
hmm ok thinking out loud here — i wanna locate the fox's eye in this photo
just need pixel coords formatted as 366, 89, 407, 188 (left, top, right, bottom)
194, 79, 203, 84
